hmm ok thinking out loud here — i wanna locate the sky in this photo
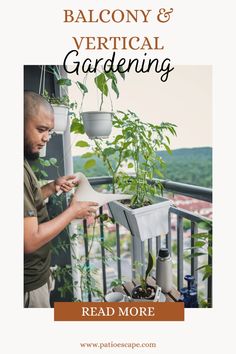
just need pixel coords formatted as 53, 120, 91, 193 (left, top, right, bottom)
68, 65, 212, 156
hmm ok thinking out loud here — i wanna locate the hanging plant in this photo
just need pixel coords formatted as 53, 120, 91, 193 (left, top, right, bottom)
80, 69, 125, 139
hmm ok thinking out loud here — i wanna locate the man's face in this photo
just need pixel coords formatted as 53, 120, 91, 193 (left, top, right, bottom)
24, 105, 54, 160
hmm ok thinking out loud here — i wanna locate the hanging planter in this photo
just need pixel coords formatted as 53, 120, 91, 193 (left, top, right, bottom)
108, 196, 170, 241
79, 70, 125, 139
52, 104, 69, 133
81, 111, 113, 139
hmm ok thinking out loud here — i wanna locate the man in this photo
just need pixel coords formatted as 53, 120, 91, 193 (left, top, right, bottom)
24, 91, 98, 308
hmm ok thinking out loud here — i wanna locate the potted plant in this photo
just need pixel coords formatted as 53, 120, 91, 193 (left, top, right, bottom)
45, 66, 124, 138
131, 252, 165, 302
131, 253, 156, 301
88, 110, 177, 241
43, 90, 77, 133
80, 70, 125, 139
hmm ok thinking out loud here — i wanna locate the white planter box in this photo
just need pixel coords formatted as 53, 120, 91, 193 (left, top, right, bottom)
108, 196, 170, 241
81, 111, 113, 139
52, 105, 69, 133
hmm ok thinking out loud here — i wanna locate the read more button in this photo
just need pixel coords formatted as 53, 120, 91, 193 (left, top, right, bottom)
54, 302, 184, 321
82, 305, 155, 317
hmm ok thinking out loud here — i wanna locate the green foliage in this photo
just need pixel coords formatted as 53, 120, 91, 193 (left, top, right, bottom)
110, 278, 123, 288
94, 69, 125, 110
84, 159, 96, 169
76, 81, 88, 94
185, 220, 212, 282
70, 117, 85, 134
51, 210, 117, 302
57, 78, 72, 86
93, 110, 176, 207
43, 90, 77, 110
183, 219, 191, 231
75, 140, 90, 147
31, 157, 59, 181
139, 252, 154, 291
51, 265, 73, 299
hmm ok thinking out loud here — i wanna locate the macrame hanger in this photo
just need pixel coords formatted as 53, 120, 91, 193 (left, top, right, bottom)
79, 73, 88, 115
108, 88, 114, 113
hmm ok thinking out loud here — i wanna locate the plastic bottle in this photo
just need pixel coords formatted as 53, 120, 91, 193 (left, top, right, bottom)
156, 248, 173, 293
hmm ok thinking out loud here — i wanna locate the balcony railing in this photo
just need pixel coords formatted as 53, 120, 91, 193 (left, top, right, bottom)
80, 177, 212, 306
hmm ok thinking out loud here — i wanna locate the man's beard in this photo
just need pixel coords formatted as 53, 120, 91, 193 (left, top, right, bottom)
24, 141, 39, 161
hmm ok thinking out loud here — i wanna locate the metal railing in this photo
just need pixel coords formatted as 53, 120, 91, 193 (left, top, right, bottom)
82, 177, 212, 306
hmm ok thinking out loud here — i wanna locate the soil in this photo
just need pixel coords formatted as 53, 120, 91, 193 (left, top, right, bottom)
120, 199, 153, 209
131, 285, 156, 300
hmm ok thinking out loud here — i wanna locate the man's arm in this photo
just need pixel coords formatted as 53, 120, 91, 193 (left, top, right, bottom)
24, 199, 98, 254
41, 181, 56, 199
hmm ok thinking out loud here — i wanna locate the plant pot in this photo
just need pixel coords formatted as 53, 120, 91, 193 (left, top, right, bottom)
131, 285, 166, 302
52, 105, 69, 133
81, 111, 113, 139
108, 196, 170, 241
131, 285, 156, 302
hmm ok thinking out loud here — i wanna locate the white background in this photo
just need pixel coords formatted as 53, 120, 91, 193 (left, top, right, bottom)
1, 0, 235, 353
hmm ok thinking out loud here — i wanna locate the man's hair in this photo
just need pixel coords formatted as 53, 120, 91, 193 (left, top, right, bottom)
24, 91, 53, 121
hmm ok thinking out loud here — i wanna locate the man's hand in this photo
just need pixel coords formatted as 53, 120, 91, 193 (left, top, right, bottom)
41, 175, 79, 199
69, 196, 99, 219
55, 175, 79, 193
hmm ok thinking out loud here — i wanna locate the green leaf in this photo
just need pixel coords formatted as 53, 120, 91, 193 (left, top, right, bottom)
81, 152, 94, 158
84, 159, 96, 169
145, 252, 154, 280
105, 71, 117, 82
39, 159, 50, 167
49, 158, 58, 166
103, 147, 116, 156
40, 170, 48, 178
112, 134, 123, 144
117, 67, 125, 79
94, 73, 108, 96
191, 233, 209, 239
140, 277, 146, 290
57, 78, 72, 86
202, 267, 212, 281
155, 169, 164, 178
163, 143, 172, 155
70, 119, 85, 134
31, 165, 39, 172
76, 81, 88, 93
198, 221, 212, 231
75, 140, 90, 147
195, 265, 207, 271
165, 135, 170, 145
194, 241, 206, 248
